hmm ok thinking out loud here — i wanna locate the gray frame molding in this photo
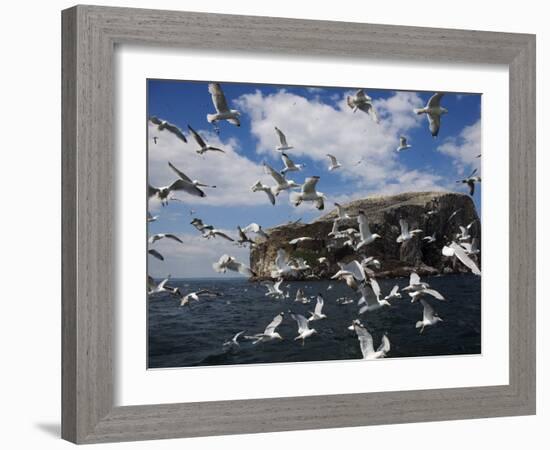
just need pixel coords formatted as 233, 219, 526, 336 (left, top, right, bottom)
62, 5, 536, 444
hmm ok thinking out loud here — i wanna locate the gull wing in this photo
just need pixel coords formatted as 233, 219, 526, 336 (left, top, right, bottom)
354, 324, 375, 358
399, 219, 409, 235
357, 211, 372, 241
327, 154, 338, 165
290, 313, 309, 334
314, 295, 324, 315
148, 184, 160, 198
459, 226, 467, 237
450, 242, 481, 275
148, 249, 164, 261
281, 153, 294, 168
163, 122, 187, 142
420, 299, 436, 322
168, 162, 193, 183
377, 334, 391, 354
427, 113, 441, 137
409, 271, 421, 286
187, 125, 206, 148
208, 82, 230, 113
274, 279, 283, 291
158, 276, 171, 290
149, 116, 162, 125
275, 248, 289, 271
301, 176, 320, 194
164, 234, 183, 244
369, 277, 381, 300
469, 168, 478, 178
264, 163, 286, 185
422, 288, 445, 301
358, 283, 377, 308
227, 258, 254, 276
275, 127, 288, 147
390, 285, 399, 296
264, 313, 284, 335
341, 260, 366, 281
427, 93, 444, 108
212, 230, 235, 242
168, 178, 205, 198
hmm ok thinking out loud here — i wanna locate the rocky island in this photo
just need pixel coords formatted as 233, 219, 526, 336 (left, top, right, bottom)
250, 191, 481, 280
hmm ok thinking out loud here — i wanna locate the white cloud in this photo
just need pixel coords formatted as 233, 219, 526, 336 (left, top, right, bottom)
148, 122, 267, 207
437, 119, 481, 176
235, 89, 450, 195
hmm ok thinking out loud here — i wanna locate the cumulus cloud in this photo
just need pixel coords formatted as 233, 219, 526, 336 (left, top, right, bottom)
235, 89, 449, 195
147, 122, 266, 207
437, 119, 481, 176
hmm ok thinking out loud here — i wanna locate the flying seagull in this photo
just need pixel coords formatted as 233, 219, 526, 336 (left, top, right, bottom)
251, 180, 276, 205
358, 278, 392, 314
206, 82, 240, 126
242, 223, 270, 241
416, 299, 443, 333
308, 294, 327, 321
148, 179, 205, 206
327, 154, 342, 171
223, 330, 246, 349
408, 287, 445, 303
443, 242, 482, 276
245, 313, 284, 344
403, 272, 430, 292
290, 312, 317, 345
346, 89, 380, 123
423, 232, 437, 244
274, 127, 293, 151
263, 279, 285, 298
290, 176, 326, 210
148, 233, 183, 244
147, 212, 159, 223
237, 226, 256, 247
294, 288, 309, 304
149, 116, 187, 143
383, 285, 402, 302
414, 93, 448, 137
187, 125, 225, 154
271, 248, 296, 278
180, 289, 222, 307
396, 136, 412, 152
168, 161, 216, 193
202, 228, 235, 242
190, 218, 214, 234
281, 153, 304, 174
396, 219, 422, 243
354, 323, 390, 360
456, 168, 481, 196
356, 210, 382, 249
212, 254, 254, 276
264, 163, 301, 195
147, 275, 173, 296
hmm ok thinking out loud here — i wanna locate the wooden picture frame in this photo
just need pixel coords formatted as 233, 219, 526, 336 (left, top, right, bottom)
62, 5, 536, 444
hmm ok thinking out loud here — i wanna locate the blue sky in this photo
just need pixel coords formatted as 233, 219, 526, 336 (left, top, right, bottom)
147, 80, 481, 278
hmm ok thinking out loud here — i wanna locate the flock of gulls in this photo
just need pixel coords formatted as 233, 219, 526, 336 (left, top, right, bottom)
147, 83, 481, 361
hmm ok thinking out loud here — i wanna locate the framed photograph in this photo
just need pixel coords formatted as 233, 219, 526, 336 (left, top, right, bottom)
62, 5, 536, 444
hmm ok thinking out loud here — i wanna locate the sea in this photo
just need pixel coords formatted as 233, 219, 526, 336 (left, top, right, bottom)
148, 273, 481, 369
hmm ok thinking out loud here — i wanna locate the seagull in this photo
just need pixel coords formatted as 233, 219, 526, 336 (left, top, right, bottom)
331, 270, 359, 291
456, 168, 482, 196
444, 242, 481, 275
403, 272, 430, 292
460, 238, 480, 256
242, 223, 270, 241
237, 226, 256, 247
416, 299, 443, 333
147, 275, 173, 296
280, 153, 304, 174
408, 287, 445, 303
396, 219, 422, 243
148, 248, 165, 261
148, 233, 183, 244
294, 288, 309, 303
245, 313, 285, 344
414, 92, 448, 137
457, 221, 476, 241
180, 289, 222, 306
202, 229, 235, 242
149, 116, 187, 143
190, 218, 214, 234
327, 154, 342, 171
290, 176, 326, 210
334, 202, 352, 219
148, 179, 205, 205
423, 232, 437, 244
264, 163, 301, 195
346, 89, 380, 123
354, 323, 390, 360
147, 212, 159, 222
223, 330, 246, 349
187, 125, 225, 154
290, 313, 317, 344
271, 249, 296, 278
274, 127, 293, 151
383, 285, 402, 302
308, 294, 327, 321
263, 279, 285, 298
396, 136, 412, 152
212, 254, 255, 276
168, 162, 216, 192
358, 278, 392, 313
206, 82, 240, 126
356, 211, 381, 249
251, 180, 276, 205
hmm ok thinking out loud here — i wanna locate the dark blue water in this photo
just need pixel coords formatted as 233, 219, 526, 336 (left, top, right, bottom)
148, 274, 481, 368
